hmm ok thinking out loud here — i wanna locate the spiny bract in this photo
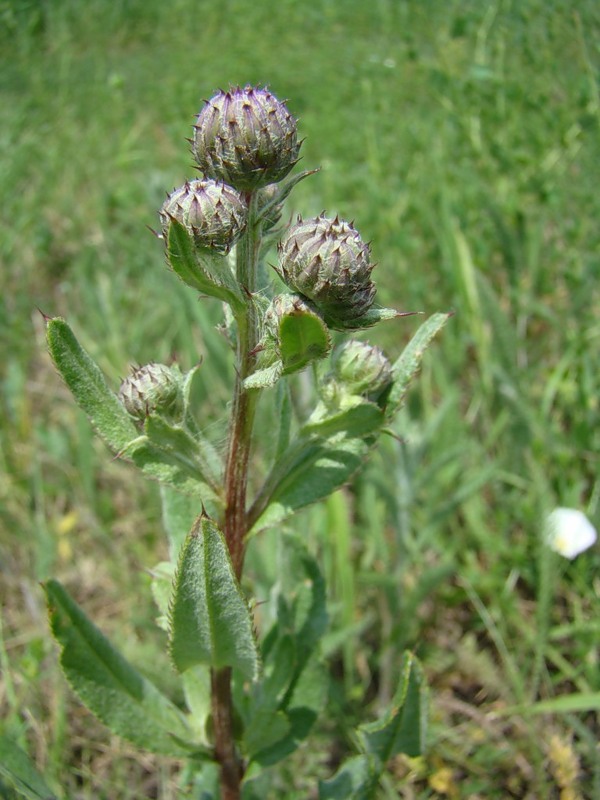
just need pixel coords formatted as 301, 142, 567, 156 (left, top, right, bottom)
159, 179, 247, 254
277, 214, 376, 330
192, 85, 300, 191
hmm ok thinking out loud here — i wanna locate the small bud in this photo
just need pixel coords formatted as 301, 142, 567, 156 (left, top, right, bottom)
159, 179, 247, 254
277, 214, 376, 330
193, 86, 300, 191
118, 363, 183, 422
330, 340, 392, 400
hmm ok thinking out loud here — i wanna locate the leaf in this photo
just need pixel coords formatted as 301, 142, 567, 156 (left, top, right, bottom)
120, 434, 220, 508
302, 400, 384, 439
160, 485, 198, 560
46, 317, 138, 452
243, 362, 283, 391
44, 580, 193, 757
167, 219, 244, 311
318, 755, 380, 800
149, 561, 175, 631
358, 651, 428, 760
168, 516, 260, 680
245, 539, 328, 766
279, 305, 331, 374
181, 665, 212, 743
249, 434, 370, 534
0, 736, 56, 800
249, 655, 327, 767
387, 312, 452, 418
243, 710, 291, 758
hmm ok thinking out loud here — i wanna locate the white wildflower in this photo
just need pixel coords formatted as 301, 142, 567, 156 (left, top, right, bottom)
545, 508, 597, 559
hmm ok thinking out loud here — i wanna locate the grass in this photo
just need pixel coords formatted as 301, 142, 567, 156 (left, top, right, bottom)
1, 0, 600, 796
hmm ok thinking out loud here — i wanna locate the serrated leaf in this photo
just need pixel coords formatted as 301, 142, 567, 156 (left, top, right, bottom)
249, 434, 370, 534
279, 306, 331, 374
46, 318, 138, 452
318, 755, 380, 800
387, 312, 451, 418
0, 736, 56, 800
243, 362, 283, 390
358, 651, 427, 760
167, 220, 244, 311
44, 579, 192, 757
149, 561, 175, 631
169, 516, 260, 680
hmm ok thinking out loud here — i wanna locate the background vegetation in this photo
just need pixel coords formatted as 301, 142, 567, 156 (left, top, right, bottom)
1, 0, 599, 796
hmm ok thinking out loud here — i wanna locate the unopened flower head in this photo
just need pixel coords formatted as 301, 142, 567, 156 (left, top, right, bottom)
277, 214, 376, 329
159, 179, 247, 254
193, 86, 300, 191
330, 340, 392, 399
118, 363, 183, 422
545, 507, 597, 559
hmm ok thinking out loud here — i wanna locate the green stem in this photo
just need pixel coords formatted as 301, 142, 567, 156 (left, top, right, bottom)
212, 191, 262, 799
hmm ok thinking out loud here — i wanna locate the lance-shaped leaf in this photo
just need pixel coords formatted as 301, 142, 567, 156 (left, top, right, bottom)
318, 755, 380, 800
0, 736, 57, 800
387, 311, 452, 419
301, 399, 384, 439
249, 434, 370, 534
169, 516, 260, 680
46, 317, 138, 452
44, 580, 194, 757
358, 651, 428, 760
120, 434, 220, 507
46, 318, 219, 502
167, 219, 245, 312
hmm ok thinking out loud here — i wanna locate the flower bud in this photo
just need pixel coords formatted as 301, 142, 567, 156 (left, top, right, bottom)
330, 340, 392, 399
159, 179, 247, 254
118, 363, 183, 422
277, 214, 376, 329
193, 86, 300, 191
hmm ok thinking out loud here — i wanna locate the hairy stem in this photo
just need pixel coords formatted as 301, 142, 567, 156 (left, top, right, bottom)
212, 192, 262, 798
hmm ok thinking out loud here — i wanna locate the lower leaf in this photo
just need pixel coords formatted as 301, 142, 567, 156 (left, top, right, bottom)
45, 579, 193, 757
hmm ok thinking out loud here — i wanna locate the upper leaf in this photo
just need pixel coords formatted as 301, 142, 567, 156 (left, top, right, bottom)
249, 434, 371, 534
46, 317, 138, 452
44, 579, 194, 757
386, 311, 452, 419
168, 516, 260, 680
167, 219, 245, 312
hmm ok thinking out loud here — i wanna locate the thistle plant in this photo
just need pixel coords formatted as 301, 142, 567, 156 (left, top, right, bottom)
37, 85, 450, 799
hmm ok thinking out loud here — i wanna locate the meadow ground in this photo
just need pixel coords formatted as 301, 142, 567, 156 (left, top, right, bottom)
1, 0, 599, 797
